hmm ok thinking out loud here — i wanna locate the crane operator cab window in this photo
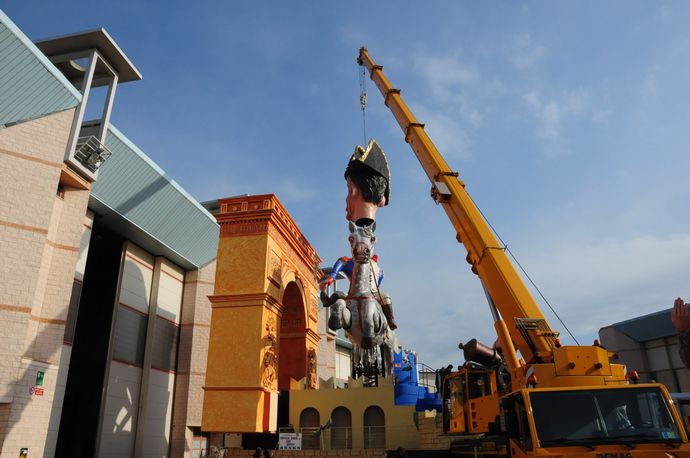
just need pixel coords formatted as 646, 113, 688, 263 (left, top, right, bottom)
467, 372, 492, 399
502, 393, 533, 453
443, 375, 467, 433
529, 387, 682, 448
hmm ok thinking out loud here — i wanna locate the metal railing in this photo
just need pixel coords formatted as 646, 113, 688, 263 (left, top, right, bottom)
298, 427, 321, 450
297, 425, 420, 450
330, 426, 352, 449
74, 135, 113, 172
418, 362, 440, 392
363, 426, 385, 449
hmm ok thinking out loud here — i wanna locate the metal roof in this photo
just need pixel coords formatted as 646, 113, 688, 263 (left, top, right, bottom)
0, 9, 81, 126
608, 308, 676, 342
34, 28, 142, 85
90, 124, 219, 269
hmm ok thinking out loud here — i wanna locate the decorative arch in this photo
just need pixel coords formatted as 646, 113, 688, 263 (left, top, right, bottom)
278, 281, 308, 391
278, 270, 309, 328
363, 405, 386, 449
331, 406, 352, 449
299, 407, 320, 428
203, 194, 322, 433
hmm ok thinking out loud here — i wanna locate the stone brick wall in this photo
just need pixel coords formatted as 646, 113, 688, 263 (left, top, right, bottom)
0, 108, 93, 457
0, 110, 74, 401
416, 411, 453, 450
316, 307, 336, 385
171, 260, 216, 458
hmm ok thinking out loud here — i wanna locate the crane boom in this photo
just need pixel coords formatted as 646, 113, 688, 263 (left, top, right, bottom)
357, 47, 690, 457
358, 47, 554, 365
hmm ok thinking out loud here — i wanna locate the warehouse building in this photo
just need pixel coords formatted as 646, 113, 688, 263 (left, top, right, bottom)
0, 10, 219, 457
599, 308, 690, 393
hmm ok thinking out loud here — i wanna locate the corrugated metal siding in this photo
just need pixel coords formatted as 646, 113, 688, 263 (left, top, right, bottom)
91, 126, 219, 268
612, 309, 676, 342
0, 12, 80, 125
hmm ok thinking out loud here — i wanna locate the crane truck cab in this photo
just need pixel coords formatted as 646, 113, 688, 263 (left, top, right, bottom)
504, 384, 686, 457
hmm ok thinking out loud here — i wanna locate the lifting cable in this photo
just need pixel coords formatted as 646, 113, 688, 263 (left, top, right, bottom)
359, 64, 368, 145
469, 194, 581, 346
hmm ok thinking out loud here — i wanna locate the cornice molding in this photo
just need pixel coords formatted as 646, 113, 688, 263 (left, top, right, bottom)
215, 194, 321, 276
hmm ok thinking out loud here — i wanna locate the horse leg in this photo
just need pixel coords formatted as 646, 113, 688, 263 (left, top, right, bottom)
328, 296, 351, 330
328, 296, 345, 329
378, 290, 398, 330
382, 341, 394, 378
322, 290, 345, 307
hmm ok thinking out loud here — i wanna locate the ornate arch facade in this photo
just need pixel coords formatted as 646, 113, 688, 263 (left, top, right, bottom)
202, 194, 321, 433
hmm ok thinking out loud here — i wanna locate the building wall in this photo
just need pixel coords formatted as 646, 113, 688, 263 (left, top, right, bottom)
599, 326, 649, 378
171, 260, 216, 458
416, 410, 454, 450
0, 109, 75, 398
0, 16, 221, 457
315, 307, 336, 386
289, 378, 419, 451
0, 108, 94, 458
96, 243, 197, 458
49, 209, 94, 454
99, 242, 154, 457
600, 326, 690, 393
140, 258, 185, 458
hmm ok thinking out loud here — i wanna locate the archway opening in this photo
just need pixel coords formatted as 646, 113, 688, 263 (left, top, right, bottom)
277, 281, 307, 433
331, 406, 352, 449
363, 405, 386, 449
278, 281, 307, 390
299, 407, 320, 450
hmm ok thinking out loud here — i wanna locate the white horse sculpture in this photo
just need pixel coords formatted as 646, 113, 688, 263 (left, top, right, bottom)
323, 221, 396, 378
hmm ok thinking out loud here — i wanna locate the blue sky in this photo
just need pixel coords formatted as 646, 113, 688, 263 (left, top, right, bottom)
6, 2, 690, 369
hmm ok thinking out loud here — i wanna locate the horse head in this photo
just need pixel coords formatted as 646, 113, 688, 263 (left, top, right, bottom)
348, 221, 376, 264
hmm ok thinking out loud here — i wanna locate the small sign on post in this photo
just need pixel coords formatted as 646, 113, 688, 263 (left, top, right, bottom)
277, 432, 302, 450
19, 448, 28, 457
35, 371, 44, 387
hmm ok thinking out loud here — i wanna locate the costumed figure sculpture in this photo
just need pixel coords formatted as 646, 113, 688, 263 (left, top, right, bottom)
320, 139, 398, 381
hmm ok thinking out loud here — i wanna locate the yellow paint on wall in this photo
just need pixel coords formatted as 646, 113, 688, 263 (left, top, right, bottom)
202, 390, 264, 432
289, 381, 420, 450
214, 235, 268, 295
205, 306, 264, 387
203, 195, 322, 433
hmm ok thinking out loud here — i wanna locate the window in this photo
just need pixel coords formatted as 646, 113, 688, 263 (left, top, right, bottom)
503, 393, 533, 452
299, 408, 320, 450
331, 406, 352, 449
151, 316, 179, 372
335, 346, 351, 383
467, 372, 492, 399
363, 406, 385, 449
112, 305, 148, 365
530, 387, 681, 448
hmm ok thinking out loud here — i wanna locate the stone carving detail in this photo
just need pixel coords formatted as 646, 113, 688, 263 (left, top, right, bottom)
268, 224, 316, 283
309, 297, 318, 320
220, 220, 269, 237
306, 348, 317, 389
269, 250, 282, 283
262, 316, 278, 390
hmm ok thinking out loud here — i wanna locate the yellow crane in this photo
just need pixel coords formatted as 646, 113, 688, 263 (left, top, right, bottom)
358, 47, 690, 457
